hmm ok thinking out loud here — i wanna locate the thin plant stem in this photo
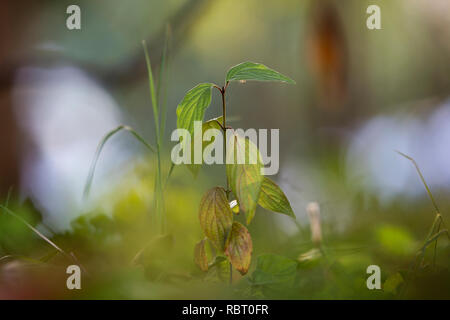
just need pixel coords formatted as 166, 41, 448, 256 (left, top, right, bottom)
218, 82, 233, 285
222, 90, 228, 190
415, 229, 449, 269
433, 220, 441, 267
218, 82, 230, 193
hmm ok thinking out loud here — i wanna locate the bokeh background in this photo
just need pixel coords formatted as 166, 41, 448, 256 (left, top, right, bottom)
0, 0, 449, 299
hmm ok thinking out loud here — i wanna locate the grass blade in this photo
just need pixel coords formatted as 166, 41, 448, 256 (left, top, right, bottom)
396, 150, 440, 213
157, 24, 171, 146
142, 40, 160, 144
396, 151, 449, 238
0, 205, 67, 256
142, 40, 165, 233
397, 151, 450, 294
83, 125, 155, 200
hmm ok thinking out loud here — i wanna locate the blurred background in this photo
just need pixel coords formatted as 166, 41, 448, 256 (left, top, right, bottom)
0, 0, 449, 299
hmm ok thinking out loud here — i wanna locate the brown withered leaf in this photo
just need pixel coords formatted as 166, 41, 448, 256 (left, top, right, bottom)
198, 187, 233, 251
225, 222, 253, 275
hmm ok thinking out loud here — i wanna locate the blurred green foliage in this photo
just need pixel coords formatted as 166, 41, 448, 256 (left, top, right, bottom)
1, 158, 449, 299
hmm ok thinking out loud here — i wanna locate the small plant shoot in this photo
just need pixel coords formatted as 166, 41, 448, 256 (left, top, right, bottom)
178, 62, 296, 278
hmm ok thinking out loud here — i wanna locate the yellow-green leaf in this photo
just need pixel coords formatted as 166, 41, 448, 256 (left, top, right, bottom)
176, 83, 214, 149
188, 116, 223, 176
194, 239, 208, 272
198, 187, 233, 251
226, 132, 263, 225
225, 222, 253, 275
226, 62, 295, 84
205, 256, 230, 282
258, 177, 295, 218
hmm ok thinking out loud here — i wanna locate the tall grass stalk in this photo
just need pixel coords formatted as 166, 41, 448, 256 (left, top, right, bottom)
143, 39, 168, 234
84, 35, 172, 236
396, 151, 449, 294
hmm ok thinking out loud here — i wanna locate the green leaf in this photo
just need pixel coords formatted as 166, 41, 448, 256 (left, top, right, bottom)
250, 253, 298, 287
226, 132, 263, 225
226, 62, 295, 84
225, 222, 253, 275
194, 239, 208, 272
258, 177, 295, 218
187, 116, 223, 177
198, 187, 233, 251
206, 255, 230, 282
176, 83, 214, 147
202, 116, 223, 139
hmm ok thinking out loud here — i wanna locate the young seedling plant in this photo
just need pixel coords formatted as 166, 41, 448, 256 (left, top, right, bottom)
175, 62, 296, 281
